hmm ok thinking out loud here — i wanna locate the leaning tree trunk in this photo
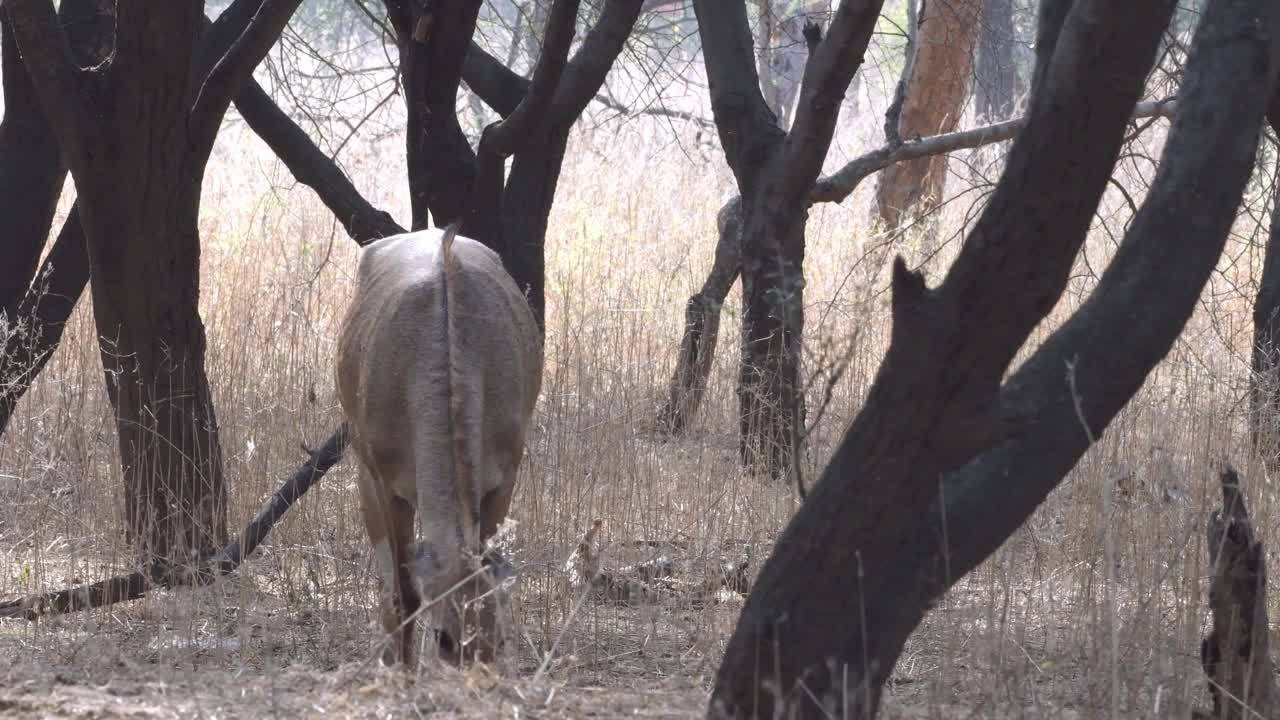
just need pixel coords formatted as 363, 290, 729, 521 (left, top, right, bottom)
875, 0, 982, 228
976, 0, 1016, 121
658, 197, 742, 434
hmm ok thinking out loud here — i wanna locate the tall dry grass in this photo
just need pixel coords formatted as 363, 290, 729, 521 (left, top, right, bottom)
0, 74, 1275, 717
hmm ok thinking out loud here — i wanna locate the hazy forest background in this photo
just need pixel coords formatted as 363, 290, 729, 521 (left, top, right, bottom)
1, 0, 1278, 717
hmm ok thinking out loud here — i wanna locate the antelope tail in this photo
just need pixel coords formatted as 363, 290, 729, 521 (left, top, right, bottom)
439, 223, 481, 550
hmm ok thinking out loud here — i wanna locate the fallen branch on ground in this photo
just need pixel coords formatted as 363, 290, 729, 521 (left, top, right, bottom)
0, 423, 350, 620
565, 519, 750, 606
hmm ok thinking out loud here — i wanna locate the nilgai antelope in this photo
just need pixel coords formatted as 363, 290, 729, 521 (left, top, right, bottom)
336, 224, 543, 666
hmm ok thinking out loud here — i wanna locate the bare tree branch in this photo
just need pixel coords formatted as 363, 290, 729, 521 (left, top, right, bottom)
776, 0, 883, 205
548, 0, 646, 125
191, 0, 306, 146
464, 41, 530, 117
810, 99, 1179, 204
233, 73, 405, 243
692, 0, 783, 191
0, 425, 350, 620
481, 0, 580, 156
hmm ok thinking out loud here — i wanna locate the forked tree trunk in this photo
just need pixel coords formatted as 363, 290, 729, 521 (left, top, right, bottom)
976, 0, 1016, 120
461, 1, 648, 329
694, 1, 877, 481
0, 8, 406, 443
875, 0, 982, 228
385, 0, 482, 229
710, 0, 1274, 715
8, 0, 307, 569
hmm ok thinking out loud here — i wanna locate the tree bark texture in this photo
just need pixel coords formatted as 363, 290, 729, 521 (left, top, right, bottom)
976, 0, 1016, 120
7, 0, 306, 566
874, 0, 982, 229
710, 1, 1278, 717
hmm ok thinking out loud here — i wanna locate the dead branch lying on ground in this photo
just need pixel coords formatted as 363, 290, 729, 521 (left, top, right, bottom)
1199, 465, 1277, 719
0, 424, 350, 620
564, 519, 750, 606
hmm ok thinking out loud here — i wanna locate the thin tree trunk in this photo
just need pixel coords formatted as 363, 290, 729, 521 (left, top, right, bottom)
0, 207, 90, 436
1250, 104, 1280, 465
976, 0, 1016, 120
875, 0, 982, 228
658, 197, 742, 434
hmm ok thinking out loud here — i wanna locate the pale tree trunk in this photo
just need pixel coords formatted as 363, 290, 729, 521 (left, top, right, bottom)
875, 0, 982, 229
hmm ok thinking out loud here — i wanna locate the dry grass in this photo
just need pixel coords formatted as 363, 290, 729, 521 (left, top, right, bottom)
0, 81, 1276, 719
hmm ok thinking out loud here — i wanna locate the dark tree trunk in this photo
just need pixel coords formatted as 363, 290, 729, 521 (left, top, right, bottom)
710, 1, 1275, 717
0, 12, 64, 317
976, 0, 1016, 120
496, 129, 568, 325
8, 0, 307, 568
658, 197, 742, 434
385, 0, 482, 229
737, 199, 806, 475
1249, 102, 1280, 465
0, 0, 109, 434
0, 10, 405, 447
85, 171, 227, 562
0, 0, 109, 318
